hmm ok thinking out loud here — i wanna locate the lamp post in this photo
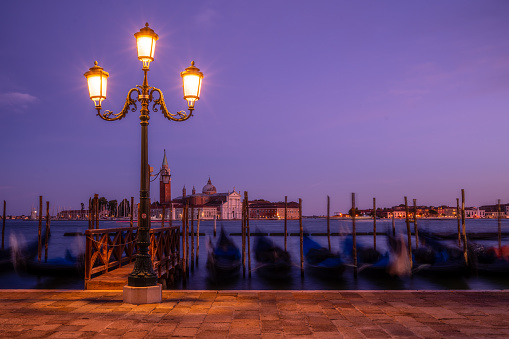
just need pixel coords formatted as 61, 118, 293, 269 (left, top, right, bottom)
84, 23, 203, 289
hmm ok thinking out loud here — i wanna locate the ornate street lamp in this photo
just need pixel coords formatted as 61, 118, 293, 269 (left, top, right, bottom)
84, 23, 203, 290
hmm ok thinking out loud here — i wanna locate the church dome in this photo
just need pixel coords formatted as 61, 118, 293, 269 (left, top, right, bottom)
202, 177, 216, 195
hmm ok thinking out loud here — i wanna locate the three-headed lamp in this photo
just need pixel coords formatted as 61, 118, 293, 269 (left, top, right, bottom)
134, 23, 159, 69
84, 61, 109, 107
181, 61, 203, 109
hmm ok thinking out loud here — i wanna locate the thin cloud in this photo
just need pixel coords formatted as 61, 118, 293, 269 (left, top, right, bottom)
0, 92, 38, 112
194, 8, 220, 27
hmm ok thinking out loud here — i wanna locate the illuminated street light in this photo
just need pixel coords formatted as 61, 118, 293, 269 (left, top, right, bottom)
84, 23, 203, 291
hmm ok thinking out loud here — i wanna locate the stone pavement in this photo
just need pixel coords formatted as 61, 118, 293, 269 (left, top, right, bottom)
0, 290, 509, 338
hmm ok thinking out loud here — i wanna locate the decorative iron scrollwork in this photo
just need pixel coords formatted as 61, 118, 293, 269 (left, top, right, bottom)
96, 88, 140, 121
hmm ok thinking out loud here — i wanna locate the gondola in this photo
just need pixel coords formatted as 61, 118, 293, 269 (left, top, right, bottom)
23, 251, 83, 277
303, 235, 345, 278
0, 248, 11, 270
206, 228, 241, 282
411, 231, 470, 276
254, 235, 292, 280
341, 234, 410, 277
470, 243, 509, 276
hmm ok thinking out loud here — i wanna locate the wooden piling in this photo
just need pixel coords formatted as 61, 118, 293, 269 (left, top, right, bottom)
196, 210, 200, 264
392, 211, 395, 236
94, 194, 99, 229
169, 202, 173, 227
373, 197, 376, 251
413, 198, 419, 249
186, 205, 190, 276
404, 196, 412, 269
88, 197, 92, 230
162, 205, 165, 228
498, 199, 502, 250
456, 198, 461, 247
213, 214, 217, 237
299, 198, 303, 277
130, 197, 134, 228
284, 196, 288, 251
242, 194, 246, 277
327, 195, 331, 251
191, 206, 194, 270
244, 191, 251, 278
1, 200, 5, 250
45, 201, 50, 261
352, 193, 357, 278
182, 205, 187, 282
38, 196, 42, 262
461, 189, 468, 265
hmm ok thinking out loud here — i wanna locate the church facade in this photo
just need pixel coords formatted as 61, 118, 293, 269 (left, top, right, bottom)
150, 151, 242, 220
172, 178, 242, 220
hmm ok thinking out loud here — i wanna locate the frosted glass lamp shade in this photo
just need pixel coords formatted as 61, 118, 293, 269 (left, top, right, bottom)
181, 61, 203, 109
84, 61, 109, 107
134, 23, 159, 68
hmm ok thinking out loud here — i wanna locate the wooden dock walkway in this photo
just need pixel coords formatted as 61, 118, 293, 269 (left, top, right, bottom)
86, 263, 134, 290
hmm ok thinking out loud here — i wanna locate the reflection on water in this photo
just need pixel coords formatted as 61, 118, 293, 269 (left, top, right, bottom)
1, 218, 509, 290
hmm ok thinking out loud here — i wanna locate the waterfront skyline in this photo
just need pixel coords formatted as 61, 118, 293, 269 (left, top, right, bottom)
1, 1, 509, 216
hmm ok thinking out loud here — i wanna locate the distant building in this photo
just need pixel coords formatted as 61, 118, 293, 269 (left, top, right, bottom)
248, 200, 300, 220
465, 207, 485, 218
171, 178, 242, 220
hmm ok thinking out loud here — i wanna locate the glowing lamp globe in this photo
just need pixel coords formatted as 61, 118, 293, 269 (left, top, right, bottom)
181, 61, 203, 109
84, 61, 109, 107
134, 23, 159, 69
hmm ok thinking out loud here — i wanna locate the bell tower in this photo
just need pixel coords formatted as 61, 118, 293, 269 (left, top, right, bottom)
159, 149, 171, 205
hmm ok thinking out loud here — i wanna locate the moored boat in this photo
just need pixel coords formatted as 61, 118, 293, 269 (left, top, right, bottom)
303, 235, 345, 278
254, 235, 292, 280
206, 228, 241, 282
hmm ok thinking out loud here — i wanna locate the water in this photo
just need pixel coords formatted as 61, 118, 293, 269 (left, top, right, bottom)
1, 218, 509, 290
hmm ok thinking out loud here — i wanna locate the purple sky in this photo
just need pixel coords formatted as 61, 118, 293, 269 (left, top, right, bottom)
1, 1, 509, 216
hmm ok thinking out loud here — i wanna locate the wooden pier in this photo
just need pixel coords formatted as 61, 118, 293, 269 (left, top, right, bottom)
84, 225, 180, 290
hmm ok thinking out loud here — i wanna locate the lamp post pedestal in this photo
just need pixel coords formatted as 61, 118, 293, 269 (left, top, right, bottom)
123, 284, 162, 304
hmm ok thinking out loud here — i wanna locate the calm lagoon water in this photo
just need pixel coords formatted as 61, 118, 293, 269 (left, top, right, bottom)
1, 218, 508, 290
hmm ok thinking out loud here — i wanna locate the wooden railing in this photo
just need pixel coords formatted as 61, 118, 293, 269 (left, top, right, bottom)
85, 226, 179, 286
150, 226, 180, 279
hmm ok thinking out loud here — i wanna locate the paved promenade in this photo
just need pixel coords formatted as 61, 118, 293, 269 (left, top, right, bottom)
0, 290, 508, 338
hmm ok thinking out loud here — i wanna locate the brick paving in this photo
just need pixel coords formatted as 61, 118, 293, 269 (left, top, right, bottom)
0, 290, 508, 338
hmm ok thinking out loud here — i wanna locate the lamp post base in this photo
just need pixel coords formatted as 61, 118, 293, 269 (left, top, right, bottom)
123, 284, 162, 304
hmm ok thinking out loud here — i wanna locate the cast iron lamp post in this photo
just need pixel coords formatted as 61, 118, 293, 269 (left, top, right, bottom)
84, 23, 203, 288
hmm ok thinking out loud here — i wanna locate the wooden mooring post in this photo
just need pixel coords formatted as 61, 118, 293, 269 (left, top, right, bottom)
242, 192, 247, 277
186, 204, 190, 276
299, 198, 304, 277
191, 206, 194, 270
327, 195, 331, 251
162, 205, 165, 228
392, 212, 395, 236
88, 198, 92, 229
1, 200, 5, 250
373, 197, 376, 251
94, 194, 99, 229
213, 215, 217, 237
38, 196, 42, 262
246, 191, 251, 277
498, 199, 502, 250
413, 198, 419, 248
45, 201, 50, 261
130, 197, 134, 228
181, 205, 187, 282
404, 196, 412, 269
284, 196, 288, 251
456, 198, 461, 247
196, 210, 200, 264
352, 193, 357, 278
461, 189, 468, 265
